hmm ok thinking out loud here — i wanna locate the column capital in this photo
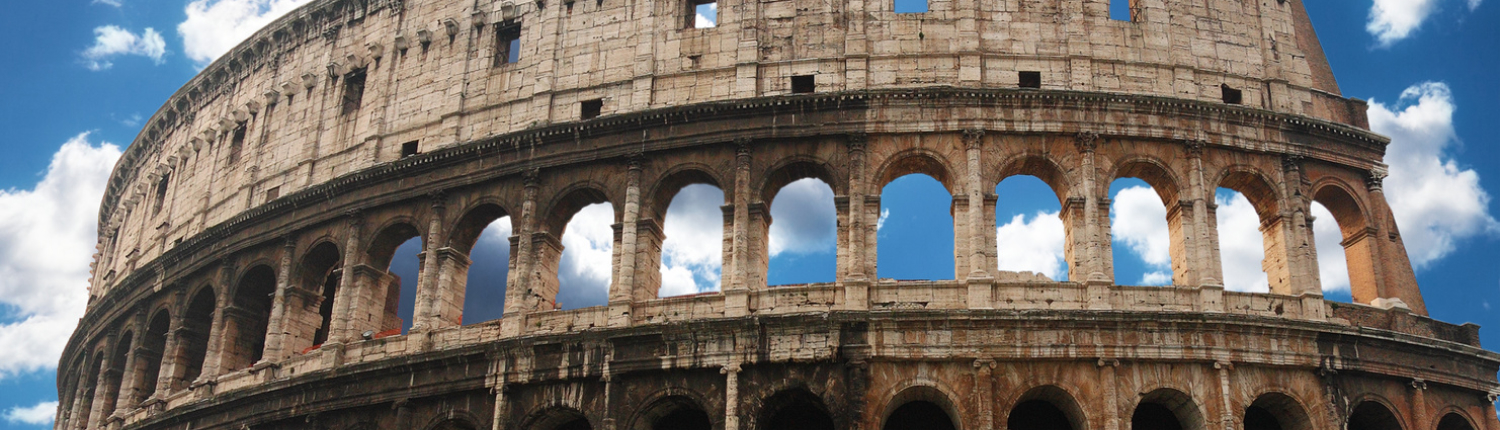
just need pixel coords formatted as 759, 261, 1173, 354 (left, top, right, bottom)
1281, 154, 1305, 172
1409, 378, 1428, 390
1183, 139, 1206, 157
735, 138, 753, 159
1366, 167, 1388, 192
344, 208, 364, 227
845, 133, 868, 152
626, 152, 645, 172
522, 168, 542, 189
1074, 131, 1099, 153
428, 190, 448, 210
962, 129, 985, 150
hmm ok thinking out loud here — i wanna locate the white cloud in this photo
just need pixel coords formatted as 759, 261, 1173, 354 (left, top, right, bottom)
876, 208, 890, 232
694, 2, 717, 28
0, 133, 121, 379
1368, 82, 1498, 268
1310, 202, 1351, 293
1140, 271, 1172, 286
768, 179, 837, 256
659, 184, 724, 296
92, 0, 123, 7
1111, 186, 1172, 270
1367, 0, 1482, 47
1213, 191, 1270, 293
994, 211, 1066, 280
81, 26, 166, 71
178, 0, 314, 65
3, 401, 57, 426
556, 203, 614, 309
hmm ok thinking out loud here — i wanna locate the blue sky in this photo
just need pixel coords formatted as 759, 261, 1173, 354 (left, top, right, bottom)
1, 0, 1498, 428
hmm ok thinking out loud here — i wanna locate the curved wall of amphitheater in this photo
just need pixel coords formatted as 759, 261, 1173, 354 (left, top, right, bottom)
59, 0, 1500, 430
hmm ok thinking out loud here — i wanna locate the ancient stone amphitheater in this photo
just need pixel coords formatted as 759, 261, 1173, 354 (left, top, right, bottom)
57, 0, 1500, 429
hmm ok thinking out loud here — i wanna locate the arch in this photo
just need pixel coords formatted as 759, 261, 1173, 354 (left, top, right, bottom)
524, 406, 594, 430
1130, 388, 1205, 430
425, 411, 484, 430
759, 157, 840, 205
1213, 167, 1286, 293
1112, 157, 1183, 206
647, 165, 726, 221
631, 395, 714, 430
135, 309, 173, 402
366, 221, 424, 270
757, 388, 835, 430
1437, 412, 1477, 430
449, 202, 513, 255
994, 154, 1073, 206
1243, 392, 1313, 430
99, 330, 134, 417
874, 150, 956, 193
225, 265, 276, 371
179, 285, 217, 387
298, 241, 343, 346
1215, 168, 1281, 221
1310, 180, 1379, 303
1005, 385, 1087, 430
882, 385, 961, 430
78, 350, 106, 429
1346, 399, 1403, 430
1110, 158, 1187, 286
543, 184, 615, 236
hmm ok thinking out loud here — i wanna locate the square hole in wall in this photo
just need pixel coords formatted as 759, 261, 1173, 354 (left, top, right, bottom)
265, 186, 280, 201
581, 99, 603, 119
1019, 71, 1041, 89
791, 75, 816, 94
688, 0, 717, 28
1221, 84, 1243, 104
401, 141, 420, 158
341, 68, 367, 115
494, 21, 522, 66
894, 0, 927, 13
1110, 0, 1133, 21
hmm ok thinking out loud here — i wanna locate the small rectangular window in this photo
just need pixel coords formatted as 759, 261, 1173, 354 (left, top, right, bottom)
153, 173, 171, 216
228, 125, 246, 164
1109, 0, 1133, 21
342, 68, 367, 115
1221, 84, 1243, 104
494, 22, 522, 66
1019, 71, 1041, 89
894, 0, 927, 13
265, 186, 280, 201
688, 0, 716, 28
791, 75, 816, 94
401, 141, 420, 158
581, 99, 603, 119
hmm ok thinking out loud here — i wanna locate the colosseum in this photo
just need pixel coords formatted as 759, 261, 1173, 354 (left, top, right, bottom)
56, 0, 1500, 429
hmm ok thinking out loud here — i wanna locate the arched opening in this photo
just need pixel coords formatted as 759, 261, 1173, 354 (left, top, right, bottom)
450, 203, 513, 325
99, 331, 133, 416
1216, 171, 1284, 293
1130, 389, 1204, 430
763, 161, 838, 286
994, 171, 1069, 282
433, 418, 481, 430
1437, 413, 1476, 430
179, 287, 215, 387
636, 396, 713, 430
758, 388, 835, 430
79, 352, 105, 428
545, 188, 614, 311
297, 242, 342, 347
226, 265, 276, 370
882, 386, 960, 430
1346, 401, 1401, 430
877, 172, 955, 280
1007, 386, 1086, 430
369, 222, 423, 335
1244, 392, 1314, 430
1311, 184, 1375, 304
1110, 161, 1182, 286
529, 407, 593, 430
648, 169, 726, 297
135, 309, 172, 402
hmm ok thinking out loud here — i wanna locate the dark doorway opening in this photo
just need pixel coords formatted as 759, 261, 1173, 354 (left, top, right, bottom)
883, 401, 956, 430
1008, 399, 1073, 430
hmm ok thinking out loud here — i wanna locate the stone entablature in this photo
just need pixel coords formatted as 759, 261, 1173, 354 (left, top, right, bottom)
93, 0, 1365, 297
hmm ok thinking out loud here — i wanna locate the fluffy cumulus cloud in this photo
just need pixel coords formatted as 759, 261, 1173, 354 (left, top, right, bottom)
694, 2, 718, 28
768, 179, 837, 256
4, 401, 57, 426
1368, 82, 1498, 267
81, 26, 167, 71
659, 184, 724, 297
178, 0, 314, 65
1111, 186, 1173, 285
1367, 0, 1483, 47
994, 212, 1066, 280
556, 203, 614, 309
1214, 191, 1271, 293
0, 133, 121, 379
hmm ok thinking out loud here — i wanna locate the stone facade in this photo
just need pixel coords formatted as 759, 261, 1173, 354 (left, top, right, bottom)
59, 0, 1499, 430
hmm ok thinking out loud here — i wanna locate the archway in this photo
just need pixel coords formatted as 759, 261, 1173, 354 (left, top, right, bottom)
1110, 160, 1183, 286
135, 309, 171, 400
1006, 386, 1086, 430
993, 172, 1069, 282
883, 386, 960, 430
297, 241, 342, 346
368, 222, 422, 335
635, 395, 713, 430
78, 352, 105, 429
98, 331, 133, 417
1346, 401, 1401, 430
1130, 389, 1204, 430
179, 286, 216, 387
529, 407, 593, 430
653, 172, 725, 297
758, 388, 835, 430
545, 187, 615, 310
1243, 392, 1313, 430
1437, 413, 1475, 430
226, 265, 276, 370
450, 203, 513, 325
1311, 183, 1377, 304
1216, 170, 1284, 293
763, 161, 838, 286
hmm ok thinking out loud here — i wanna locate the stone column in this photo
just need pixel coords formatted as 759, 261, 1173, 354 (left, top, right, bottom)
725, 140, 753, 317
154, 295, 186, 397
115, 311, 148, 412
1267, 156, 1321, 297
1409, 379, 1429, 430
328, 210, 363, 345
197, 263, 234, 384
1097, 359, 1121, 430
963, 130, 993, 308
1076, 133, 1113, 308
973, 359, 995, 430
1215, 361, 1234, 430
610, 156, 644, 327
412, 191, 448, 332
503, 171, 541, 336
1364, 170, 1428, 314
844, 134, 870, 309
722, 363, 742, 430
1185, 141, 1223, 287
260, 238, 295, 363
429, 247, 472, 329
